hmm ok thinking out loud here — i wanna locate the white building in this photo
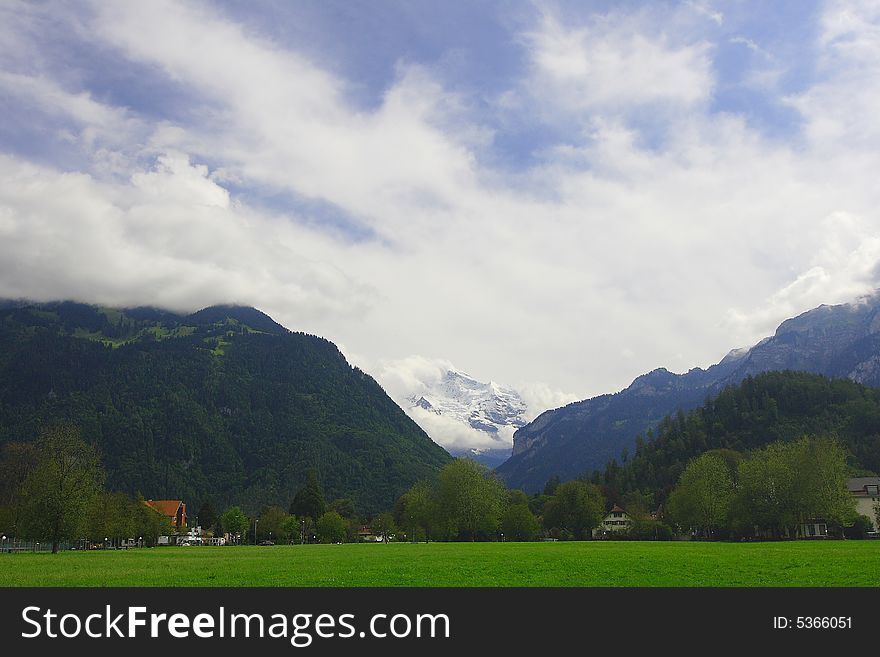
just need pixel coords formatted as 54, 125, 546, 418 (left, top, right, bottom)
848, 477, 880, 531
596, 505, 632, 537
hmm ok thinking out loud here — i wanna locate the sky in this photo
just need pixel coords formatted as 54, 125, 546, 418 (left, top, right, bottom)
3, 0, 880, 449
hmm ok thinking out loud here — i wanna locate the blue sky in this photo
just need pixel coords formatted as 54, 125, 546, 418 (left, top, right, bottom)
2, 0, 880, 450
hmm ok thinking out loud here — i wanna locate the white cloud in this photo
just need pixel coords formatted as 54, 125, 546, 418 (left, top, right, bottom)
686, 1, 724, 27
88, 0, 481, 248
368, 355, 456, 404
724, 212, 880, 339
0, 71, 132, 135
513, 381, 580, 421
0, 152, 376, 317
521, 10, 714, 115
787, 0, 880, 149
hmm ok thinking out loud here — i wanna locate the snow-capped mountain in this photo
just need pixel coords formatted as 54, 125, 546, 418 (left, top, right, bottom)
405, 369, 528, 464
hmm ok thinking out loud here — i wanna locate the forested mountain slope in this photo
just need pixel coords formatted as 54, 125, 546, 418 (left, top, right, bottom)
593, 371, 880, 504
0, 301, 451, 514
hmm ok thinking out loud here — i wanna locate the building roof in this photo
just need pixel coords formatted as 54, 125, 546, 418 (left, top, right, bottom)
847, 477, 880, 493
610, 505, 626, 514
144, 499, 184, 517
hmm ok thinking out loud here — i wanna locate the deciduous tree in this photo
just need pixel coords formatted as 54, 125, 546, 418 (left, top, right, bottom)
666, 452, 733, 538
732, 437, 853, 538
500, 502, 540, 541
259, 506, 292, 543
316, 511, 349, 544
220, 506, 249, 544
371, 513, 396, 543
18, 424, 103, 553
397, 479, 436, 543
437, 459, 504, 541
542, 480, 604, 539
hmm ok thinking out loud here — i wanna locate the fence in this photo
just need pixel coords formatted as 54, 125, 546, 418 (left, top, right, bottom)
0, 538, 78, 553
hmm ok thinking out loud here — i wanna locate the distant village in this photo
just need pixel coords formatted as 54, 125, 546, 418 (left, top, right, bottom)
98, 476, 879, 549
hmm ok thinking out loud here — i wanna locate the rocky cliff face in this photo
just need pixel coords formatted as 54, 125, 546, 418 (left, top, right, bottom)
498, 292, 880, 492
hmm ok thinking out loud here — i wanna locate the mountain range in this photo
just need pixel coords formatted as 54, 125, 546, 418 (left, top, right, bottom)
6, 292, 880, 507
498, 293, 880, 492
0, 301, 451, 514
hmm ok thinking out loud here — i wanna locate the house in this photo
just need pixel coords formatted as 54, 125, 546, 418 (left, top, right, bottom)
357, 526, 380, 542
596, 505, 633, 537
848, 477, 880, 531
143, 499, 187, 530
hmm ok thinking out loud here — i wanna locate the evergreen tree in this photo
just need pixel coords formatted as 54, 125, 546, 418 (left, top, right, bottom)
543, 475, 561, 496
290, 470, 327, 521
196, 499, 217, 532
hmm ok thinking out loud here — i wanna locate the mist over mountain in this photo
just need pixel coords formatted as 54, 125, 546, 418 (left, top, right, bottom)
498, 292, 880, 492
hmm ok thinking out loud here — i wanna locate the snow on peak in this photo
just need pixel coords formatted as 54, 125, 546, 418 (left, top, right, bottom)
406, 368, 528, 440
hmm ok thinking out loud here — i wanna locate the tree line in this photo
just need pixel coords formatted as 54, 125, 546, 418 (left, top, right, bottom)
209, 470, 376, 545
0, 425, 623, 549
212, 458, 670, 545
394, 458, 617, 542
4, 421, 874, 552
665, 436, 873, 539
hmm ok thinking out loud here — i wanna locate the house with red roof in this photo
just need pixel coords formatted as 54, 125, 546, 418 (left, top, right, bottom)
143, 499, 187, 530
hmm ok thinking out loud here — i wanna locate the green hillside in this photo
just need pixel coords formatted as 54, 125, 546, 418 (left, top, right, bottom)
594, 371, 880, 502
0, 301, 450, 515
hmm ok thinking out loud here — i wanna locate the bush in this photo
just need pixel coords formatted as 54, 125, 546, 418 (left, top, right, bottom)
500, 504, 540, 541
626, 519, 673, 540
844, 515, 874, 539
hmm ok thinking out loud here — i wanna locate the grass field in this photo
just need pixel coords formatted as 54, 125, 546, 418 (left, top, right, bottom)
1, 541, 878, 587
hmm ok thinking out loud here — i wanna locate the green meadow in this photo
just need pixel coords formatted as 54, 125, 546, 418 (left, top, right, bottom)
1, 541, 878, 587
